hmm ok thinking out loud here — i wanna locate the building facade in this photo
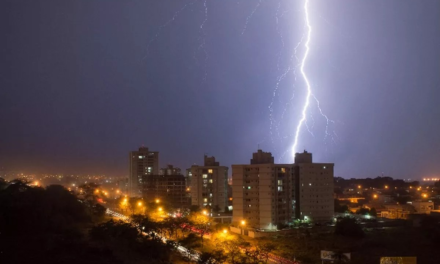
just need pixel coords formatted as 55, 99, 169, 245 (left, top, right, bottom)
129, 147, 159, 197
293, 151, 334, 222
141, 173, 189, 209
232, 150, 334, 230
190, 155, 228, 212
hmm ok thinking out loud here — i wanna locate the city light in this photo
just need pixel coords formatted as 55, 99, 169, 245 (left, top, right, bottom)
223, 229, 228, 234
373, 194, 378, 199
241, 220, 246, 226
158, 207, 163, 212
156, 199, 160, 203
138, 201, 142, 207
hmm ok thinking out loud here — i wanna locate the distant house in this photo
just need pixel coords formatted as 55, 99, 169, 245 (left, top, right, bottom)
380, 204, 415, 219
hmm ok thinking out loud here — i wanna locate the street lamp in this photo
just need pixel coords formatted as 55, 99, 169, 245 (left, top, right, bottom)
203, 210, 207, 215
241, 220, 246, 235
156, 199, 160, 204
138, 201, 142, 207
158, 207, 163, 212
223, 229, 228, 234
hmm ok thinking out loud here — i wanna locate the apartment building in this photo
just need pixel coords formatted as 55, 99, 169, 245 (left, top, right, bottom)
232, 150, 334, 230
129, 147, 159, 197
190, 155, 228, 212
293, 151, 334, 222
141, 171, 189, 209
232, 150, 293, 230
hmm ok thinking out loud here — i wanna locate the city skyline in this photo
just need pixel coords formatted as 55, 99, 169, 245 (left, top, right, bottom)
1, 0, 439, 179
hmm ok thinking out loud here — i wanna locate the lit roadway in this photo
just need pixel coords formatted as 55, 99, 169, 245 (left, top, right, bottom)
105, 209, 200, 261
106, 209, 298, 264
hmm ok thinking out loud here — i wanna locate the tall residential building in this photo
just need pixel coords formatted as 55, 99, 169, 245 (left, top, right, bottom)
293, 151, 334, 222
129, 147, 159, 197
232, 150, 294, 230
232, 150, 334, 230
142, 166, 189, 209
190, 155, 228, 212
160, 165, 181, 176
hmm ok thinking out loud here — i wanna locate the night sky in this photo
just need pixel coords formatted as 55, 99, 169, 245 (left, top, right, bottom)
1, 0, 439, 179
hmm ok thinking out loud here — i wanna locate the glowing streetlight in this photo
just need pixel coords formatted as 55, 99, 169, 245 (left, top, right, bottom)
241, 220, 246, 226
223, 229, 228, 234
357, 185, 361, 189
422, 194, 428, 198
203, 210, 207, 215
373, 194, 378, 199
138, 201, 142, 207
158, 207, 163, 212
156, 199, 160, 204
384, 185, 389, 189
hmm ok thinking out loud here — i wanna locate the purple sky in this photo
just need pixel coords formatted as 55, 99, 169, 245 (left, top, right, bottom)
1, 0, 439, 179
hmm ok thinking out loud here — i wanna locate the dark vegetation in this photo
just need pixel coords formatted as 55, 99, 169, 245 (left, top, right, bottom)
0, 179, 177, 264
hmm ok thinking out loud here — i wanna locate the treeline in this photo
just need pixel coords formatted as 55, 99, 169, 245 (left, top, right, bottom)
0, 179, 177, 264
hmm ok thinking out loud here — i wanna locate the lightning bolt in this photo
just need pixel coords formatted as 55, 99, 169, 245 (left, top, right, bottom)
144, 1, 197, 59
291, 0, 312, 157
241, 0, 264, 35
193, 0, 209, 82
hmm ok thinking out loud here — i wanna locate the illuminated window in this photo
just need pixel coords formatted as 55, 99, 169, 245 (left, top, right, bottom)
204, 198, 208, 202
208, 169, 213, 174
138, 156, 143, 159
209, 179, 213, 183
202, 174, 208, 178
281, 168, 286, 173
247, 186, 251, 190
278, 180, 283, 186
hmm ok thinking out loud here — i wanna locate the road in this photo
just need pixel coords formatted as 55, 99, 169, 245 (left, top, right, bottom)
106, 208, 200, 261
106, 209, 298, 264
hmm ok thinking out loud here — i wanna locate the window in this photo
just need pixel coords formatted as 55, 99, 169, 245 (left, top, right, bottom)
208, 169, 213, 174
204, 198, 208, 202
202, 174, 208, 178
247, 186, 251, 189
209, 179, 213, 183
138, 156, 144, 159
281, 168, 286, 173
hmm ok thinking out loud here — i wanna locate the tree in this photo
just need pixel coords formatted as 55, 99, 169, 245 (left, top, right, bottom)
355, 208, 370, 215
198, 250, 227, 264
189, 212, 212, 246
217, 238, 247, 264
256, 242, 277, 263
331, 251, 350, 264
335, 217, 364, 238
370, 207, 377, 217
